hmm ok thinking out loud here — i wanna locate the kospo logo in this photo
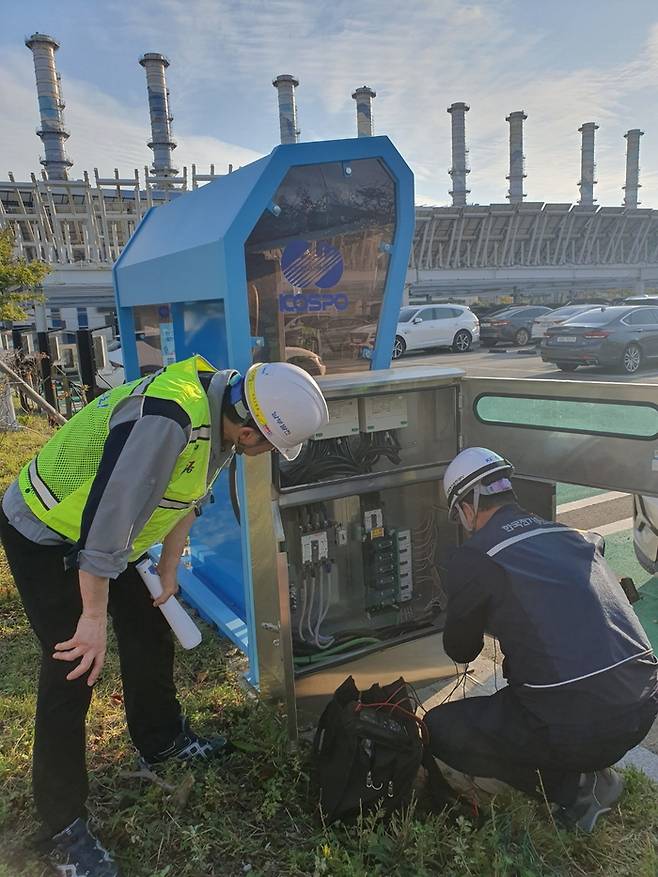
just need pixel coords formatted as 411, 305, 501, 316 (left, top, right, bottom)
278, 292, 349, 313
281, 240, 344, 289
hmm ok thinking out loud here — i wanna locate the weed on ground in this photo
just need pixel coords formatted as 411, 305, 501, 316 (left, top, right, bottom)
1, 419, 657, 876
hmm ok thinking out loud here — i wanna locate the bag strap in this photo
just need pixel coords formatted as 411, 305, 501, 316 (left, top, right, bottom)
355, 701, 430, 746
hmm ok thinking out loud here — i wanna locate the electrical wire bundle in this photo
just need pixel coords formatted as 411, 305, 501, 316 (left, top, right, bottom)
279, 430, 402, 487
296, 560, 335, 651
413, 506, 448, 613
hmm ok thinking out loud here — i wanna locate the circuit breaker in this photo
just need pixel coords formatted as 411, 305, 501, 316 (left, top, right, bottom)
276, 367, 462, 679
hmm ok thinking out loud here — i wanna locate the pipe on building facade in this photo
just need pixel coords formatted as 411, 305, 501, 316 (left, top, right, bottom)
506, 111, 527, 203
352, 86, 376, 137
447, 102, 470, 207
578, 121, 598, 206
25, 33, 73, 180
139, 53, 178, 178
272, 74, 300, 144
623, 128, 643, 208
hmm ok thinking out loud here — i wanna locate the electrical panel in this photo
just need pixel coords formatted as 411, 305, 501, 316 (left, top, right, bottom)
276, 373, 462, 681
283, 483, 454, 676
48, 334, 61, 364
358, 394, 408, 433
314, 398, 360, 440
92, 334, 108, 370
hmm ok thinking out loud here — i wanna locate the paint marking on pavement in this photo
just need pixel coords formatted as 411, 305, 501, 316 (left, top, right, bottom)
557, 491, 628, 515
592, 517, 634, 537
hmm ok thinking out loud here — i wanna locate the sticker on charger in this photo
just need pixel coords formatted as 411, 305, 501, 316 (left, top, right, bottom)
370, 526, 385, 539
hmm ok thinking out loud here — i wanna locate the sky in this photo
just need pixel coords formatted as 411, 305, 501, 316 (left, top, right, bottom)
2, 0, 658, 207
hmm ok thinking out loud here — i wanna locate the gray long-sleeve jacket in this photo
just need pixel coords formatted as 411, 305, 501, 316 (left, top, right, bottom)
2, 369, 234, 578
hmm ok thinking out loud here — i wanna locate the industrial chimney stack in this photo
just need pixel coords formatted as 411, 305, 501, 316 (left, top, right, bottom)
623, 128, 643, 208
273, 74, 300, 144
578, 122, 598, 206
447, 102, 471, 207
25, 33, 72, 180
352, 86, 376, 137
139, 53, 178, 178
506, 111, 527, 203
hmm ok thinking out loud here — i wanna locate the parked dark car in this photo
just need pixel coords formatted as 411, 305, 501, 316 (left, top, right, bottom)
469, 303, 511, 320
624, 296, 658, 307
480, 305, 553, 347
541, 305, 658, 374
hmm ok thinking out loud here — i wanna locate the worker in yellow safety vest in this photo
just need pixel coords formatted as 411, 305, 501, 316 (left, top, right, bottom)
0, 355, 328, 877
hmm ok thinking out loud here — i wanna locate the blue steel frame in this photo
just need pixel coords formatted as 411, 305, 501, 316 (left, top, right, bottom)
113, 136, 415, 689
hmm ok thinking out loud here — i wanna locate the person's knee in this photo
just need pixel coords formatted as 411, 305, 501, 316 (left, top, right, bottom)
425, 703, 466, 755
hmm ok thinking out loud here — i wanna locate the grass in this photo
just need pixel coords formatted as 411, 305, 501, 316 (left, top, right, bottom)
1, 417, 658, 876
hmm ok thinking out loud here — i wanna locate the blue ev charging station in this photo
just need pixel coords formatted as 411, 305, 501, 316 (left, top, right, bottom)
114, 134, 658, 729
113, 136, 416, 694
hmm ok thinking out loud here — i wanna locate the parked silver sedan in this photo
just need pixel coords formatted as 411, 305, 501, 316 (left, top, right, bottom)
531, 304, 599, 341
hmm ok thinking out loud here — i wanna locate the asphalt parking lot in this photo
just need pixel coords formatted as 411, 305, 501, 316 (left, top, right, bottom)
394, 343, 658, 383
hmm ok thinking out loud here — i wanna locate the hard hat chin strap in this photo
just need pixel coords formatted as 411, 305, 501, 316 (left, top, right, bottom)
456, 482, 482, 533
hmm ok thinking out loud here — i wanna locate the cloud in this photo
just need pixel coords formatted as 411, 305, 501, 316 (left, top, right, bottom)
106, 0, 658, 206
3, 0, 658, 209
0, 47, 261, 181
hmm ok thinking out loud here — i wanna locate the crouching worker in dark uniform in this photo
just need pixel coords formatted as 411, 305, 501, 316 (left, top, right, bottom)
426, 447, 658, 832
0, 355, 328, 877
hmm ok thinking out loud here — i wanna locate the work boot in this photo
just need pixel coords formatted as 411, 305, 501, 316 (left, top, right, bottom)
45, 817, 122, 876
559, 768, 625, 833
139, 716, 233, 769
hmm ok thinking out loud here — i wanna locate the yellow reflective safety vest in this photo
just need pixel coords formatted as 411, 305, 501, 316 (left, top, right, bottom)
18, 355, 216, 560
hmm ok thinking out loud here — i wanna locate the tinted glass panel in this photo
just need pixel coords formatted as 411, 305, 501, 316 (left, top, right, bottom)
244, 158, 396, 374
475, 394, 658, 439
564, 309, 616, 326
491, 308, 522, 318
553, 305, 590, 318
431, 308, 454, 320
131, 304, 173, 373
626, 309, 654, 326
398, 307, 417, 323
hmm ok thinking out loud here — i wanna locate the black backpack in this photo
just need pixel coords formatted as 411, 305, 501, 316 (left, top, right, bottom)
313, 675, 427, 824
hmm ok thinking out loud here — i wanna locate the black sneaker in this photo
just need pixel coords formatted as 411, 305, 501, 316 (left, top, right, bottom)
559, 768, 625, 833
46, 817, 122, 876
139, 716, 233, 769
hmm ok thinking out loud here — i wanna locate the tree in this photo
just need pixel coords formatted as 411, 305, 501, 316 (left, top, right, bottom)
0, 226, 50, 320
0, 226, 51, 429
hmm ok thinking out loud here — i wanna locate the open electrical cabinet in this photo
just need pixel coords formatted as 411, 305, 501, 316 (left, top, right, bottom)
242, 369, 658, 734
277, 368, 462, 719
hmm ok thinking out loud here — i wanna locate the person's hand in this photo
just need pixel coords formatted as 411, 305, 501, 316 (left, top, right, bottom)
152, 567, 179, 607
53, 612, 107, 686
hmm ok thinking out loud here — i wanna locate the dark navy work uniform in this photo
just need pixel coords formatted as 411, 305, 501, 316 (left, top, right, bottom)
426, 503, 658, 806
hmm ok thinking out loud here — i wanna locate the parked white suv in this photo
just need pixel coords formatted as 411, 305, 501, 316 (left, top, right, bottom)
389, 304, 479, 358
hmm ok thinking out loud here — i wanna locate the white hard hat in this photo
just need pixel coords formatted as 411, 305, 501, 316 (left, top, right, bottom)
444, 447, 514, 518
244, 362, 329, 461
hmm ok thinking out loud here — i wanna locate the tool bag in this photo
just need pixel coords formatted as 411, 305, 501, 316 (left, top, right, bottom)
313, 675, 427, 824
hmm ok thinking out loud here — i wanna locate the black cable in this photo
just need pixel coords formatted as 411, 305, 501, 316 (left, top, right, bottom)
279, 429, 403, 486
229, 454, 240, 524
